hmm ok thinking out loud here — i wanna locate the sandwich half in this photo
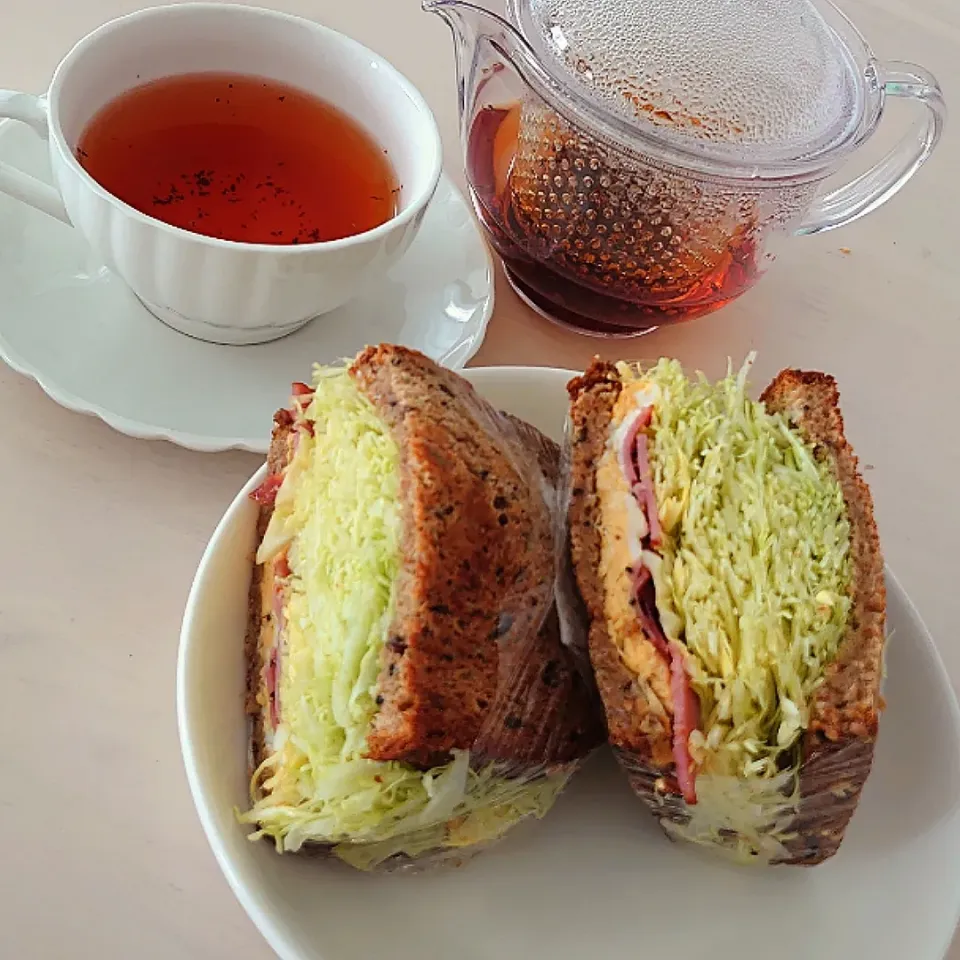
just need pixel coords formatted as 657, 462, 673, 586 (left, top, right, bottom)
566, 356, 885, 864
241, 344, 602, 870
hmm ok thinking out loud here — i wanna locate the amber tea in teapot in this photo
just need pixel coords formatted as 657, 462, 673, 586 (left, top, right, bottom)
429, 0, 944, 337
468, 102, 758, 334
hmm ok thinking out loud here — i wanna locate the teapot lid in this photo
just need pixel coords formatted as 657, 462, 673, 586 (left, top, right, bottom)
510, 0, 865, 163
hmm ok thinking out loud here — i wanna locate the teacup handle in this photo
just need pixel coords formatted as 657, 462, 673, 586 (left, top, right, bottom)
794, 62, 945, 235
0, 91, 71, 224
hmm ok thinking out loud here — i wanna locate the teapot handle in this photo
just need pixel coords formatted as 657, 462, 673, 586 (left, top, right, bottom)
794, 61, 945, 235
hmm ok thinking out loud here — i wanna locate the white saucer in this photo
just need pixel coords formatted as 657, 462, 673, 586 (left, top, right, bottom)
0, 119, 493, 453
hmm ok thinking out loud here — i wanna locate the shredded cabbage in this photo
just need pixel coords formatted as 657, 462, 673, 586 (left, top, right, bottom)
616, 357, 852, 855
333, 766, 572, 870
240, 366, 565, 869
661, 769, 799, 863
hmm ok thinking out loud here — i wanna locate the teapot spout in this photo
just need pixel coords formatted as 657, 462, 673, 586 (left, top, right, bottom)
424, 1, 525, 118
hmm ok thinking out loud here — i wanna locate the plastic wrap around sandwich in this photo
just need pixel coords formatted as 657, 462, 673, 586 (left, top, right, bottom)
565, 356, 886, 865
241, 345, 603, 871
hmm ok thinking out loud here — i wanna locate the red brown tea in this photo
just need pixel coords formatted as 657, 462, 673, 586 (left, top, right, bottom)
76, 72, 398, 245
467, 104, 758, 335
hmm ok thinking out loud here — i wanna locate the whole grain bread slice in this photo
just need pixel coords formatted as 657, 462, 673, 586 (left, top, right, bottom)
351, 345, 557, 768
247, 346, 602, 783
566, 361, 674, 761
245, 409, 297, 773
566, 360, 886, 863
761, 369, 886, 864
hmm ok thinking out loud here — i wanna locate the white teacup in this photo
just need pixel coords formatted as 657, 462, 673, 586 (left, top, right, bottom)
0, 4, 442, 345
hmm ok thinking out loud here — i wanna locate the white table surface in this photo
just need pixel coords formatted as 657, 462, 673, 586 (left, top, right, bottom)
0, 0, 957, 957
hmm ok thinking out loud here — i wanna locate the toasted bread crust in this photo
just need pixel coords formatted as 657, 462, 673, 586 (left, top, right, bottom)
351, 345, 556, 767
761, 369, 886, 864
568, 361, 885, 864
244, 535, 267, 773
245, 411, 297, 774
760, 371, 886, 741
566, 361, 673, 762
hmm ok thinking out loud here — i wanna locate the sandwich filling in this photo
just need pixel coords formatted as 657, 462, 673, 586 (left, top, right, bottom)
241, 367, 567, 868
598, 357, 852, 858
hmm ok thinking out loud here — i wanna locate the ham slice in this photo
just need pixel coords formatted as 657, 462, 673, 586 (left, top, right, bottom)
634, 573, 699, 803
250, 473, 283, 506
632, 435, 663, 547
274, 551, 291, 579
631, 563, 651, 596
631, 567, 670, 659
621, 407, 662, 547
669, 641, 700, 804
620, 405, 653, 485
621, 402, 698, 802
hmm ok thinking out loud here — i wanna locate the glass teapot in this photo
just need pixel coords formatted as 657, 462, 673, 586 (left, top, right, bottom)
426, 0, 945, 336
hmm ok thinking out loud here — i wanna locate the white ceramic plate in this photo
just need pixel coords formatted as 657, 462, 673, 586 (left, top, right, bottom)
0, 118, 492, 452
178, 366, 960, 960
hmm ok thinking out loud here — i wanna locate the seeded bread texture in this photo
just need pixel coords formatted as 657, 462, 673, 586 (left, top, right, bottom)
247, 347, 602, 782
762, 369, 886, 864
351, 345, 556, 768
